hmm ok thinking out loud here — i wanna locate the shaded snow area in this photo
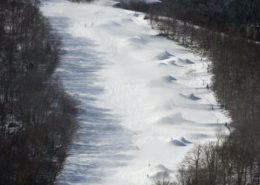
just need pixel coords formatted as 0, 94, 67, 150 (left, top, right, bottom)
120, 0, 161, 4
41, 0, 229, 185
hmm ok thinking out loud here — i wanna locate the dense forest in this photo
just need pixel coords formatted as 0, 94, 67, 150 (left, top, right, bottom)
119, 0, 260, 41
0, 0, 78, 184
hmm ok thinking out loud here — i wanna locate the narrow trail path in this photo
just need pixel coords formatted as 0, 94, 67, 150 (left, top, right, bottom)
41, 1, 229, 185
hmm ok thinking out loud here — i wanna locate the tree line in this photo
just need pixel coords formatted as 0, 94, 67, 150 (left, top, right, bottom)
0, 0, 78, 184
119, 0, 260, 41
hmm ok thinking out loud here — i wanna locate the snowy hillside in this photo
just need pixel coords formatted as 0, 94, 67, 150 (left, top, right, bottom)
41, 0, 229, 184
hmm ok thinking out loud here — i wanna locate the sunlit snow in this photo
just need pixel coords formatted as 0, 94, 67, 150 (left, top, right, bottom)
41, 0, 230, 185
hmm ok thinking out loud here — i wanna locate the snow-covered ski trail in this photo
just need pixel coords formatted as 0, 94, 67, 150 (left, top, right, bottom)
41, 1, 229, 185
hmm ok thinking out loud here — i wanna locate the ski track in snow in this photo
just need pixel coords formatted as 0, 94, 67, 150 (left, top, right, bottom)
41, 1, 230, 185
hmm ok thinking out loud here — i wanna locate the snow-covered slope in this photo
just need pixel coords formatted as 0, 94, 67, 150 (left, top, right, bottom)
41, 1, 229, 185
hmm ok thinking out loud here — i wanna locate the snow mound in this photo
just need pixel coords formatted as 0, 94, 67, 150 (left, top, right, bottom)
157, 51, 174, 60
169, 60, 183, 67
178, 58, 194, 64
155, 164, 174, 173
170, 139, 186, 147
122, 18, 133, 23
133, 12, 140, 17
158, 63, 167, 66
189, 93, 201, 100
163, 75, 177, 82
180, 137, 192, 144
180, 93, 201, 101
159, 113, 194, 125
110, 21, 121, 27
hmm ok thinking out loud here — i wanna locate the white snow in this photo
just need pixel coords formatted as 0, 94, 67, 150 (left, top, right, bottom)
41, 0, 230, 185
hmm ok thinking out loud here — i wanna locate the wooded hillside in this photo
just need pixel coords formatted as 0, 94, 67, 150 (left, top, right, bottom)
0, 1, 78, 184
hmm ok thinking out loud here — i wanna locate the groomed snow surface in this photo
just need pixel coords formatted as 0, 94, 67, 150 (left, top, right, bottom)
41, 1, 229, 185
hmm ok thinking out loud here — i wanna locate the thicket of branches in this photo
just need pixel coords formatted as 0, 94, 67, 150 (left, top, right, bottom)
0, 0, 78, 184
158, 0, 260, 41
151, 0, 260, 24
115, 0, 151, 12
145, 1, 260, 185
120, 0, 260, 41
